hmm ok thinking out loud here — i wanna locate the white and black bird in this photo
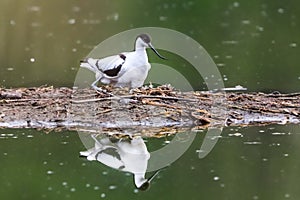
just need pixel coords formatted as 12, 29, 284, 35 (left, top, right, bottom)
80, 33, 166, 91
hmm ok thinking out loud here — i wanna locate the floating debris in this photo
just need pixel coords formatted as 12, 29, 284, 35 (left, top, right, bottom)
10, 20, 16, 26
93, 186, 100, 190
68, 19, 76, 24
6, 67, 14, 71
289, 43, 297, 48
46, 170, 54, 175
28, 6, 41, 12
278, 8, 285, 14
100, 193, 106, 198
108, 185, 117, 190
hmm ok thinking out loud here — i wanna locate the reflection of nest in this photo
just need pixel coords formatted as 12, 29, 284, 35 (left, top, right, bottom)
77, 126, 188, 139
1, 85, 299, 137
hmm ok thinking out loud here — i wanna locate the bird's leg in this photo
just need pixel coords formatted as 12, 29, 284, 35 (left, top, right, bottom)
91, 76, 103, 91
91, 78, 114, 96
129, 88, 135, 94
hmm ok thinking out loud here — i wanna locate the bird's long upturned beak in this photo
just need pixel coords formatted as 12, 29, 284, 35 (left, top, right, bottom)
147, 170, 161, 183
148, 43, 167, 60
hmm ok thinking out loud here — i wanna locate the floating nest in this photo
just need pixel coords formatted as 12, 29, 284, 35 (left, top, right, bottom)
0, 85, 299, 137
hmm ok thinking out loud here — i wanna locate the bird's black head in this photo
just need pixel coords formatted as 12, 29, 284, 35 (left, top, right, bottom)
137, 33, 151, 44
137, 181, 150, 191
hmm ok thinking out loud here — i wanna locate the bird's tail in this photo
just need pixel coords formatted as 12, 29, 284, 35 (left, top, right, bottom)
80, 58, 98, 73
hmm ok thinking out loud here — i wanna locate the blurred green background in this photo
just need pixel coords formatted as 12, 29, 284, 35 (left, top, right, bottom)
0, 0, 299, 92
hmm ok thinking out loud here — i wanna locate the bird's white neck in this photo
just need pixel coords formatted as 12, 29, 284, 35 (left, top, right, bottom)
135, 38, 147, 51
134, 47, 148, 63
135, 45, 147, 52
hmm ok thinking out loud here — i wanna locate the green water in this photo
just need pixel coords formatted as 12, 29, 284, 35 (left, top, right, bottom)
1, 126, 300, 200
0, 0, 300, 199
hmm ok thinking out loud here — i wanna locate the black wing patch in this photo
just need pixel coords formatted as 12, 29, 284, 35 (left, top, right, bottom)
119, 53, 126, 60
102, 54, 126, 77
98, 148, 121, 161
103, 64, 122, 77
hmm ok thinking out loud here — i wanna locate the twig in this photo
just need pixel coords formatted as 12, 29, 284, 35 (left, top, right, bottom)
71, 94, 198, 104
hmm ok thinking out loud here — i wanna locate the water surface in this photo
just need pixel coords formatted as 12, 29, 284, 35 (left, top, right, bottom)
1, 125, 299, 200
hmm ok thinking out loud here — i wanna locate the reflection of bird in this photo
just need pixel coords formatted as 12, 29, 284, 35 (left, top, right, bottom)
80, 134, 160, 190
80, 34, 166, 91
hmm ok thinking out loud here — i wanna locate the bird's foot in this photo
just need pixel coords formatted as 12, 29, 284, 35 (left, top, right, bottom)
92, 85, 114, 96
129, 88, 140, 94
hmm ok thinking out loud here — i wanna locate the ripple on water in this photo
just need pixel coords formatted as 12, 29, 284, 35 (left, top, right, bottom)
0, 133, 18, 139
222, 40, 238, 45
244, 141, 262, 145
289, 43, 297, 48
228, 133, 243, 137
269, 143, 281, 147
271, 132, 286, 136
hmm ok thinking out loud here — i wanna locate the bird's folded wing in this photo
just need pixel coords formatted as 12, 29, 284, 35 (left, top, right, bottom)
96, 53, 128, 77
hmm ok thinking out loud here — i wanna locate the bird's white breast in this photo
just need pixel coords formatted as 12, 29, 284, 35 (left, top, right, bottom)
113, 50, 151, 88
